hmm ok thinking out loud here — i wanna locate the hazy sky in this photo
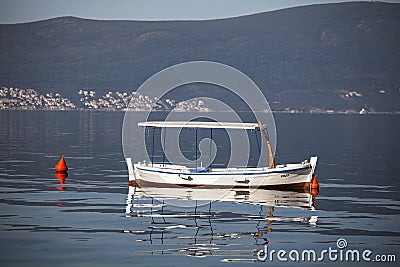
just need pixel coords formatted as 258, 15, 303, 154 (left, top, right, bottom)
0, 0, 399, 24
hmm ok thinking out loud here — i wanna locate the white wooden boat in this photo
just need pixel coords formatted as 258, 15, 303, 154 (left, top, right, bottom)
126, 121, 318, 189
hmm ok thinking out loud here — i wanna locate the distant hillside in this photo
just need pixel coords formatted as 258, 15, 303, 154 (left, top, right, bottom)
0, 1, 399, 111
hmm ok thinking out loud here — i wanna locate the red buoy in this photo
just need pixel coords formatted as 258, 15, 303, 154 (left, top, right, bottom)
55, 155, 68, 172
311, 174, 319, 189
55, 171, 68, 184
310, 174, 319, 208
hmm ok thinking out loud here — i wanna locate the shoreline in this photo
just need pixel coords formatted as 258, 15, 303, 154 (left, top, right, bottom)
1, 109, 399, 115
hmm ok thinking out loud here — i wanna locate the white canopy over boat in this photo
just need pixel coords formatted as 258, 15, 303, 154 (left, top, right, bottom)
138, 121, 260, 130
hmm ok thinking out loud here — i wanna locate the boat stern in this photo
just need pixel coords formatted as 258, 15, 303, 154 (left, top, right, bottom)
309, 156, 318, 175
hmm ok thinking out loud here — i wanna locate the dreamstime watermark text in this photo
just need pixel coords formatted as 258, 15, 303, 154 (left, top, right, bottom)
257, 238, 396, 263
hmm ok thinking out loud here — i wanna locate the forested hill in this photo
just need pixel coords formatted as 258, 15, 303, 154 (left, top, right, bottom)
0, 1, 399, 111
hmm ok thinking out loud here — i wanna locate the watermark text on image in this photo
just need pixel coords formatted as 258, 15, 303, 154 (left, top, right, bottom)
257, 238, 396, 263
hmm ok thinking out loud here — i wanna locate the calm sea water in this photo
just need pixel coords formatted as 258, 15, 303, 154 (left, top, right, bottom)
0, 111, 399, 266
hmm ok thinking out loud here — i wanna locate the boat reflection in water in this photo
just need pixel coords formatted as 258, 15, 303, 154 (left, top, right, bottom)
125, 185, 318, 262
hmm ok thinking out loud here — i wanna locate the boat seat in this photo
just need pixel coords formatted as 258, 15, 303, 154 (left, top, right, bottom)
189, 168, 210, 173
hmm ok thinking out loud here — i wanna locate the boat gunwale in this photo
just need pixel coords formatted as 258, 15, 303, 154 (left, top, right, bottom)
135, 163, 311, 176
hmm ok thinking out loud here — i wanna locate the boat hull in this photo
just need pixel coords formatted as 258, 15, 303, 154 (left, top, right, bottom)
126, 157, 317, 189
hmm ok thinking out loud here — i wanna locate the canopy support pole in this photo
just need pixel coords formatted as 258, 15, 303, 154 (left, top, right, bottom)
151, 126, 155, 167
162, 128, 166, 166
254, 129, 261, 155
209, 128, 213, 169
195, 127, 198, 171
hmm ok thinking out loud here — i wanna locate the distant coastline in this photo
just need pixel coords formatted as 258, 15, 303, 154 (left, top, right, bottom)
1, 86, 399, 115
0, 86, 208, 112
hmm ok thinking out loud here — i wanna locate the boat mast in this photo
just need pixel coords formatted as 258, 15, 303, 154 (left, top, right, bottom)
257, 121, 275, 168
